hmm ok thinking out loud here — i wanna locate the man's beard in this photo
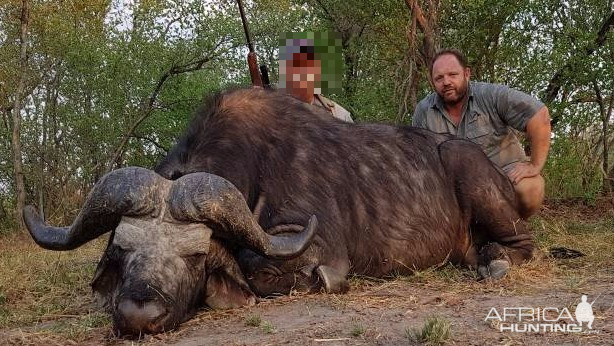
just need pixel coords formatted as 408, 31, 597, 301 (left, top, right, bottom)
440, 80, 468, 106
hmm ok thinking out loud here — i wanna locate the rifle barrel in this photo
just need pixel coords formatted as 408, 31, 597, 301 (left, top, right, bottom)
236, 0, 254, 52
590, 293, 602, 306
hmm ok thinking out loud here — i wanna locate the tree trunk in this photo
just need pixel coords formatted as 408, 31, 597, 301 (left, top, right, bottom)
602, 81, 614, 195
591, 81, 608, 194
11, 0, 30, 232
403, 0, 439, 66
398, 0, 440, 122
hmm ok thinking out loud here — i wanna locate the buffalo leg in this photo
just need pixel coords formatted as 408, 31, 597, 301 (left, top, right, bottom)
438, 139, 535, 278
237, 248, 318, 296
237, 246, 350, 296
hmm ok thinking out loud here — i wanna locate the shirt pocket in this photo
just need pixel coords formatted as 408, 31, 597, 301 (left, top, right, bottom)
465, 112, 493, 149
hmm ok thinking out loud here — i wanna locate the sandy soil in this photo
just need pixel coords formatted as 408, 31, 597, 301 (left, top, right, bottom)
129, 278, 613, 346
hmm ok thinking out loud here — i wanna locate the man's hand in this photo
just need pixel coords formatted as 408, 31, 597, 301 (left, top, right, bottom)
507, 162, 541, 185
509, 106, 550, 185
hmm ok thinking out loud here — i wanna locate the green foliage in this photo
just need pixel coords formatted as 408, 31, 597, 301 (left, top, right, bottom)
1, 0, 613, 229
544, 136, 603, 199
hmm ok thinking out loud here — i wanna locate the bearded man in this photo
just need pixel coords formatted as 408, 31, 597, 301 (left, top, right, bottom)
412, 49, 551, 218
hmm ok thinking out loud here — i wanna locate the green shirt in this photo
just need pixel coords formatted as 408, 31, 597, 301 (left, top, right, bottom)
412, 81, 544, 170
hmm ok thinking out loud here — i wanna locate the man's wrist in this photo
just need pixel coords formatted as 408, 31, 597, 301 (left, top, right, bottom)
529, 161, 544, 172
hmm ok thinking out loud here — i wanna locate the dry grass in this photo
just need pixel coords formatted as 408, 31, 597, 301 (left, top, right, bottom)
0, 233, 112, 344
1, 200, 613, 345
406, 315, 451, 345
533, 204, 614, 295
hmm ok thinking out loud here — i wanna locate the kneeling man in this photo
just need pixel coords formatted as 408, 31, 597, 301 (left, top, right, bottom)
413, 48, 551, 218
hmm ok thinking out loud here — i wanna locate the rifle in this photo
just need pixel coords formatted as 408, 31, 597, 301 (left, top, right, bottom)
236, 0, 270, 88
590, 293, 602, 306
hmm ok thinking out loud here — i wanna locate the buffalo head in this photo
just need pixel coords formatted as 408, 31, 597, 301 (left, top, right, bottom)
23, 167, 316, 335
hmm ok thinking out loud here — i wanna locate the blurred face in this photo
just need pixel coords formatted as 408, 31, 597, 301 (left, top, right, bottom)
280, 52, 321, 101
431, 54, 471, 107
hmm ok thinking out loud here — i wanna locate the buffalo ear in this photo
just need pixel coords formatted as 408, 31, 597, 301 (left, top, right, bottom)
205, 269, 257, 309
204, 240, 256, 309
91, 248, 122, 305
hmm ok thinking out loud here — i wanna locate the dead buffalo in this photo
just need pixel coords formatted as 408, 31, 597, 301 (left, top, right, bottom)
24, 88, 535, 335
24, 167, 317, 335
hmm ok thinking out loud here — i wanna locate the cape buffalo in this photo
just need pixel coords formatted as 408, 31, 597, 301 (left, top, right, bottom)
24, 88, 535, 335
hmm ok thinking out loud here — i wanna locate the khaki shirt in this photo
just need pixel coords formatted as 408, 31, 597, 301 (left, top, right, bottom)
313, 94, 353, 123
412, 82, 544, 170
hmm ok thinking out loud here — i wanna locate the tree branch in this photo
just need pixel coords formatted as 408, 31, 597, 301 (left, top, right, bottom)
102, 38, 230, 173
403, 0, 437, 66
314, 0, 336, 29
404, 0, 429, 33
130, 134, 170, 153
544, 10, 614, 105
570, 95, 613, 104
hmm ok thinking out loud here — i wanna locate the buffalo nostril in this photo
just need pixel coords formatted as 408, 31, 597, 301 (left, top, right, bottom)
117, 299, 168, 334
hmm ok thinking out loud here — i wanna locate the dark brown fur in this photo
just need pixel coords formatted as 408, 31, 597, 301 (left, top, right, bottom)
156, 88, 534, 296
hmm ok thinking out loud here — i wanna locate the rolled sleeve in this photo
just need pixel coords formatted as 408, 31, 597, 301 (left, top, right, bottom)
491, 84, 544, 132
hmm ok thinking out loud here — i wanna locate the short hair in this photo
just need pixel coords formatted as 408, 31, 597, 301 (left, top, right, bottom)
280, 38, 318, 61
429, 48, 469, 76
299, 45, 316, 61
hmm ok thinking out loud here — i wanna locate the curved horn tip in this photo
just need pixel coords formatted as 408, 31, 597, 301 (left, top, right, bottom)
267, 214, 318, 259
305, 215, 318, 239
22, 205, 58, 250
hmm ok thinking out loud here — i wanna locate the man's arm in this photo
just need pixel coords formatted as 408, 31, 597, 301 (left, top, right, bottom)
508, 106, 551, 184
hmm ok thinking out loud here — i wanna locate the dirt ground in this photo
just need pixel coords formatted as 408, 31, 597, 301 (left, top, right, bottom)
5, 282, 613, 346
1, 199, 613, 345
142, 282, 614, 346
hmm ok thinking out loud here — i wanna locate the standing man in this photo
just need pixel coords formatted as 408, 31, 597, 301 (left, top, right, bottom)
412, 49, 551, 218
279, 37, 353, 122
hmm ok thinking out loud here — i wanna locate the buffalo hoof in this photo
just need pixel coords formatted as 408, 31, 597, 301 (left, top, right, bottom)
478, 259, 510, 280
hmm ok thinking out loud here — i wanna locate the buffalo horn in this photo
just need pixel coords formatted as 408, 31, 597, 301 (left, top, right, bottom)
23, 167, 163, 250
168, 173, 317, 259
